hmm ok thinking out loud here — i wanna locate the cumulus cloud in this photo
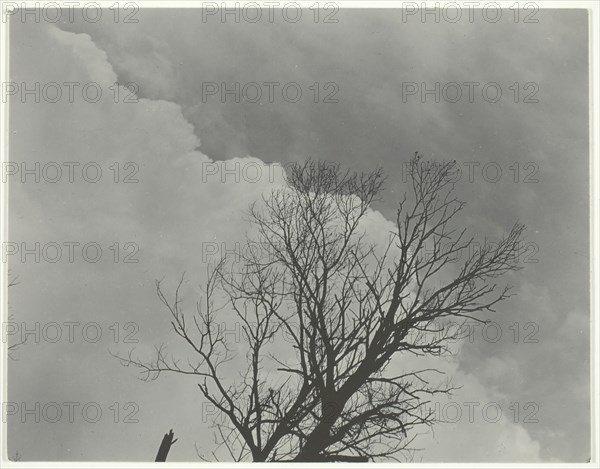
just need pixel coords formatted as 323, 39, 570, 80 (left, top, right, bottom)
7, 21, 425, 461
7, 8, 588, 462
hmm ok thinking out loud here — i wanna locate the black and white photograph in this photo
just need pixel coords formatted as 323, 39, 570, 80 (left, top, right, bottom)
0, 1, 597, 465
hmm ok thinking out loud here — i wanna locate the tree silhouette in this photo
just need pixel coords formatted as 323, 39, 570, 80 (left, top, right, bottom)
155, 429, 178, 462
116, 154, 526, 461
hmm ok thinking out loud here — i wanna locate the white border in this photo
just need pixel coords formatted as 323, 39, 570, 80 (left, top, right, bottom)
0, 1, 597, 468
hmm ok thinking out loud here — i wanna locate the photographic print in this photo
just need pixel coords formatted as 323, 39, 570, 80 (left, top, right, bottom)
0, 1, 596, 465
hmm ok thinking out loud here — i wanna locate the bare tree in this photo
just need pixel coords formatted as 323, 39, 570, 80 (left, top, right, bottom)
116, 154, 526, 462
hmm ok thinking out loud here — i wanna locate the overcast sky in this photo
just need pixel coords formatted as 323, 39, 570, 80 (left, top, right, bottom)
6, 7, 589, 462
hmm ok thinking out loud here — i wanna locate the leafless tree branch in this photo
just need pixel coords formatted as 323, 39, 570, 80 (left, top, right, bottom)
118, 155, 526, 461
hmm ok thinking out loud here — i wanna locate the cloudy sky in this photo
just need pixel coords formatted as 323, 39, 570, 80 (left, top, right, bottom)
5, 5, 590, 463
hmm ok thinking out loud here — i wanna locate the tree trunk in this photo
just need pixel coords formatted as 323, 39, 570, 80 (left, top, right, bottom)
155, 429, 177, 462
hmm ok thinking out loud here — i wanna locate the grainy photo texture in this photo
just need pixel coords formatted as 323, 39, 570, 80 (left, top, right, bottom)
0, 1, 594, 465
